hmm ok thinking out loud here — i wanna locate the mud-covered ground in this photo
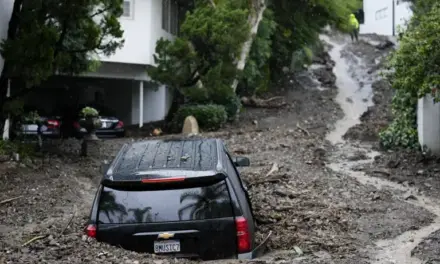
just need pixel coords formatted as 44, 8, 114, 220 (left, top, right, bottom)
1, 34, 439, 264
341, 35, 440, 263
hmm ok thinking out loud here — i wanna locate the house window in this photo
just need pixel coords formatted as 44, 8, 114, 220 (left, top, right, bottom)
122, 0, 134, 19
162, 0, 170, 31
375, 7, 388, 20
170, 1, 178, 35
162, 0, 178, 35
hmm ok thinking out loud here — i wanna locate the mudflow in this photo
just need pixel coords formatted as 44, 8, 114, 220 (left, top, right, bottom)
1, 33, 440, 264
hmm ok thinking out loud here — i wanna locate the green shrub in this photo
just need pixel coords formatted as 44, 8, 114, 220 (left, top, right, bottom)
182, 85, 240, 121
172, 104, 227, 132
379, 1, 440, 149
221, 95, 242, 121
81, 106, 99, 117
0, 140, 35, 159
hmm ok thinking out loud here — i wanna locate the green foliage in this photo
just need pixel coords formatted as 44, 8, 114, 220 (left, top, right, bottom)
172, 104, 227, 131
148, 0, 249, 122
221, 95, 242, 121
404, 0, 437, 22
181, 62, 242, 120
380, 1, 440, 149
149, 0, 362, 123
240, 9, 277, 95
2, 99, 24, 118
379, 90, 419, 149
269, 0, 361, 79
0, 140, 35, 159
0, 0, 124, 88
81, 106, 99, 117
22, 111, 41, 124
148, 0, 249, 90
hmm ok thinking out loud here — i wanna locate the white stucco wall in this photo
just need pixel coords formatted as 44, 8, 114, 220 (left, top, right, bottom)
360, 0, 412, 36
0, 0, 175, 67
360, 0, 393, 35
148, 0, 175, 66
417, 95, 440, 155
0, 1, 174, 126
101, 0, 176, 66
100, 0, 152, 65
0, 0, 13, 74
394, 2, 413, 31
131, 82, 172, 124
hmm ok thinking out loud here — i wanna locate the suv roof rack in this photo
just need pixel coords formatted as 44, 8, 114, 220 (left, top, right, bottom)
103, 138, 227, 182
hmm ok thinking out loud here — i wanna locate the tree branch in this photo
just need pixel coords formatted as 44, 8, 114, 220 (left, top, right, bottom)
60, 27, 110, 54
91, 7, 112, 18
208, 0, 216, 8
231, 0, 266, 92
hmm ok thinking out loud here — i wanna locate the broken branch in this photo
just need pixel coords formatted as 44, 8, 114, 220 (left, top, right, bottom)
265, 163, 279, 177
0, 195, 23, 205
241, 96, 287, 108
62, 205, 77, 234
248, 178, 282, 187
248, 163, 283, 187
22, 235, 47, 247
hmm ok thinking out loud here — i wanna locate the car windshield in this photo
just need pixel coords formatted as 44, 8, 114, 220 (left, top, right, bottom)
97, 180, 234, 224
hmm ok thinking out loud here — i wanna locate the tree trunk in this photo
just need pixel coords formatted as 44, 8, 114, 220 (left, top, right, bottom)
0, 0, 23, 93
1, 0, 24, 138
231, 0, 267, 92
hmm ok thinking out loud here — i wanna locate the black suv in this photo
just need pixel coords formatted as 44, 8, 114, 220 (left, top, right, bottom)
86, 138, 257, 260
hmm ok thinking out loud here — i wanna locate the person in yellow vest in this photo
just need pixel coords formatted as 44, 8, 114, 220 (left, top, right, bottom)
349, 14, 360, 42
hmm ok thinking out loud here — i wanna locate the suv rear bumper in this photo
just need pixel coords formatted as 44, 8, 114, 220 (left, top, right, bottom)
238, 252, 253, 260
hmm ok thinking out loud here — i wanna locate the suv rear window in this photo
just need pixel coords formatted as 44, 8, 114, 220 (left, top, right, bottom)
98, 180, 234, 224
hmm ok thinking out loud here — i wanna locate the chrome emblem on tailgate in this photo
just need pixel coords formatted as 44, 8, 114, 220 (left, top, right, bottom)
158, 232, 174, 239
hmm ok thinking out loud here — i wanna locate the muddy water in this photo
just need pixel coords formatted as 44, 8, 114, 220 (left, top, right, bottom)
323, 34, 440, 264
320, 35, 374, 144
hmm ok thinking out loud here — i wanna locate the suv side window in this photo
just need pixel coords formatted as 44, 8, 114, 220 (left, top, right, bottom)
223, 149, 254, 215
224, 150, 247, 190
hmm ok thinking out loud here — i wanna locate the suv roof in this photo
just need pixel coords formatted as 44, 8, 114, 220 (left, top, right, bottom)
104, 138, 227, 181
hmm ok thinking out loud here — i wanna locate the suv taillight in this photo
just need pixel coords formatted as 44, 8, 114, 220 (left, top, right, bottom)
85, 224, 97, 238
235, 216, 250, 253
115, 121, 124, 128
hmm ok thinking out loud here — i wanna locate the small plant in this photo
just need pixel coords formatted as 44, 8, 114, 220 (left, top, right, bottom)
81, 106, 99, 118
22, 111, 41, 124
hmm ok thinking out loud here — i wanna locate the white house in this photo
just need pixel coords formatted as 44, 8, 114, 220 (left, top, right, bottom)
360, 0, 413, 36
0, 0, 178, 129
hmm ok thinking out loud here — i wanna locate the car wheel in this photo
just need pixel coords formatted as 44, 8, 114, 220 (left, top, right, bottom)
117, 131, 125, 138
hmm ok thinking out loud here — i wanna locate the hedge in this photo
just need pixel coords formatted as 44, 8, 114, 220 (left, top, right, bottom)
171, 104, 227, 132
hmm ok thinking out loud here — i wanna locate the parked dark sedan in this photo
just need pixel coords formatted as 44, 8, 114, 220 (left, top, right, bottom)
85, 138, 263, 260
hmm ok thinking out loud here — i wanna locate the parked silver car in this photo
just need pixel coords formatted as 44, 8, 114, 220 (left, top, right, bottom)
13, 116, 62, 139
